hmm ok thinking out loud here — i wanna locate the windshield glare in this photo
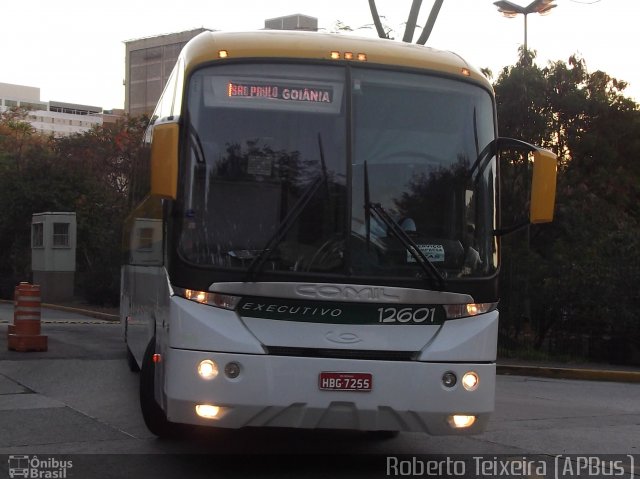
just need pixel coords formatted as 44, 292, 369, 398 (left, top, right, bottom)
179, 63, 497, 280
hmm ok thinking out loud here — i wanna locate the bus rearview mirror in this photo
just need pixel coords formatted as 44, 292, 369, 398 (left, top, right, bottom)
530, 148, 557, 224
150, 122, 179, 199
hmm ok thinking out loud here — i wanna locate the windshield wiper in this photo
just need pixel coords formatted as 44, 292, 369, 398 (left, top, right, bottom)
363, 161, 445, 290
186, 111, 206, 164
364, 159, 372, 250
370, 202, 446, 290
244, 134, 328, 282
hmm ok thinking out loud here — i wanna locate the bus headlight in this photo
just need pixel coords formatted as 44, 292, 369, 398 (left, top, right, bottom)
448, 415, 476, 429
197, 360, 218, 380
224, 362, 241, 379
443, 302, 497, 320
195, 404, 221, 419
442, 372, 457, 388
462, 372, 479, 391
174, 287, 241, 310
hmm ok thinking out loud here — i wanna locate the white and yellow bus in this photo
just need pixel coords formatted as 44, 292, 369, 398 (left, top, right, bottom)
121, 30, 556, 437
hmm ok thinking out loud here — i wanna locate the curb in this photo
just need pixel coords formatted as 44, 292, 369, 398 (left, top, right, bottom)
40, 303, 120, 322
498, 364, 640, 384
0, 299, 119, 322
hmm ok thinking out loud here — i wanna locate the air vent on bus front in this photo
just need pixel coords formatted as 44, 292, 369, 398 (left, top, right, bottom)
264, 346, 418, 362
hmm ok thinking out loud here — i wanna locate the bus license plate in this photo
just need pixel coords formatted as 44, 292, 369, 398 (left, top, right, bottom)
319, 372, 372, 392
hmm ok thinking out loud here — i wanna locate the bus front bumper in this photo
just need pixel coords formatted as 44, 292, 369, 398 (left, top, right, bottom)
163, 348, 495, 435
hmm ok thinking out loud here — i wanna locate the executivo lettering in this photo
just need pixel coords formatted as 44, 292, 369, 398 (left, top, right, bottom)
237, 296, 446, 325
241, 302, 343, 319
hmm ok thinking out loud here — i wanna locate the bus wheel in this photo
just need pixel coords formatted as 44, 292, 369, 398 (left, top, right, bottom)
140, 340, 177, 438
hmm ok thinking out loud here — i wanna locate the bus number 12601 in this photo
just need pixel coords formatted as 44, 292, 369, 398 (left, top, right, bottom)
377, 307, 438, 324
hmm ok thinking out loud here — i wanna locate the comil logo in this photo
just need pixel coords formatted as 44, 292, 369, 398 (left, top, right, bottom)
8, 455, 72, 479
295, 284, 400, 301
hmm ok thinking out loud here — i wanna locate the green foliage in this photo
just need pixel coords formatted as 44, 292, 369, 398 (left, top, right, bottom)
495, 50, 640, 364
0, 111, 148, 304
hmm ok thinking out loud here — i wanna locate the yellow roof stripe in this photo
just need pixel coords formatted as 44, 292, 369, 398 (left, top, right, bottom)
182, 31, 491, 90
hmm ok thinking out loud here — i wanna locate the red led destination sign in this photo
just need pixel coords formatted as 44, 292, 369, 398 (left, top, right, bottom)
228, 82, 333, 104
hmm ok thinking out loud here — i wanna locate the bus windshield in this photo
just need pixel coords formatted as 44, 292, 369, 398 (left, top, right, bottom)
179, 63, 497, 281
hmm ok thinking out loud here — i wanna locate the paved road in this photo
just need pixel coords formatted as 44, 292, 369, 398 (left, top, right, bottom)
0, 304, 638, 478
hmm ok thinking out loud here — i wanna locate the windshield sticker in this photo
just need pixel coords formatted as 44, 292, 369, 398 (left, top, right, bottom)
407, 244, 445, 263
228, 82, 333, 104
247, 155, 273, 176
238, 297, 445, 325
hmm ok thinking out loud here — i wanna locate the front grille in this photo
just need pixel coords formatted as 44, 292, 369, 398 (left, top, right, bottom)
264, 346, 417, 361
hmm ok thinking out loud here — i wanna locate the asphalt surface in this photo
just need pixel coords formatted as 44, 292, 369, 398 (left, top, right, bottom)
1, 302, 639, 478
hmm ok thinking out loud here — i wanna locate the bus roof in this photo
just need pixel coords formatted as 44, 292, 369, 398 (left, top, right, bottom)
181, 30, 492, 90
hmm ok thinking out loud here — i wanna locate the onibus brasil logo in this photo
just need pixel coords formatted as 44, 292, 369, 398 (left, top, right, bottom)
8, 455, 72, 479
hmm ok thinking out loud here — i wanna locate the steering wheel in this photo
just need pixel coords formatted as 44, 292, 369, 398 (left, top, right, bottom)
305, 236, 345, 272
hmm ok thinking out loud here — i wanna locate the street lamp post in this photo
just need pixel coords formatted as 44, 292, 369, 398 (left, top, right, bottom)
494, 0, 557, 53
493, 0, 557, 328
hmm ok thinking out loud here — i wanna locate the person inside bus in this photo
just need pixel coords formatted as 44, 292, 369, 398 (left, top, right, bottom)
463, 223, 482, 275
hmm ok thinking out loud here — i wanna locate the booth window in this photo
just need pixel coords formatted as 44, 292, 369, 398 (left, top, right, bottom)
53, 223, 70, 248
32, 223, 44, 248
137, 227, 154, 252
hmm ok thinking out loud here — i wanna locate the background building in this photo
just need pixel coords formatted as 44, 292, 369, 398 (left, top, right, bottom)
102, 108, 126, 126
0, 82, 103, 137
123, 15, 317, 117
124, 28, 209, 117
4, 15, 321, 129
264, 14, 318, 31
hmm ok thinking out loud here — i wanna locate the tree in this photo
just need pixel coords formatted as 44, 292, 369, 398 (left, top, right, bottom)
52, 116, 149, 305
54, 115, 149, 210
494, 49, 640, 363
0, 107, 47, 170
0, 114, 148, 305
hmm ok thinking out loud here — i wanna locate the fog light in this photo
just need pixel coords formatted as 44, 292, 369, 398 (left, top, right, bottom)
449, 415, 476, 429
195, 404, 220, 419
224, 362, 241, 379
197, 360, 218, 380
442, 372, 457, 388
462, 372, 479, 391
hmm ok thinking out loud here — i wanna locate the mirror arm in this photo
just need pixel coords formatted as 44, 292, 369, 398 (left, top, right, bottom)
496, 137, 539, 153
493, 221, 529, 237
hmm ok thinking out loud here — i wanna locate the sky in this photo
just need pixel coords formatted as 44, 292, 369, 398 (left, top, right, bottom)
2, 0, 638, 109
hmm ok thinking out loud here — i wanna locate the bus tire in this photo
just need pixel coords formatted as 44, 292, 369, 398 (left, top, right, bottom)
140, 340, 177, 438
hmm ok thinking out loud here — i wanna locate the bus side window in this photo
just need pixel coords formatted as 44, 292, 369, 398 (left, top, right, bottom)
125, 197, 164, 267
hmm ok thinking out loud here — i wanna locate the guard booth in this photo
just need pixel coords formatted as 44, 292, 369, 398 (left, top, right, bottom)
31, 212, 77, 302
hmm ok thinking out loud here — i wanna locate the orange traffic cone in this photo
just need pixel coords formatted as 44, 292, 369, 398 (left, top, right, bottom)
7, 283, 48, 352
